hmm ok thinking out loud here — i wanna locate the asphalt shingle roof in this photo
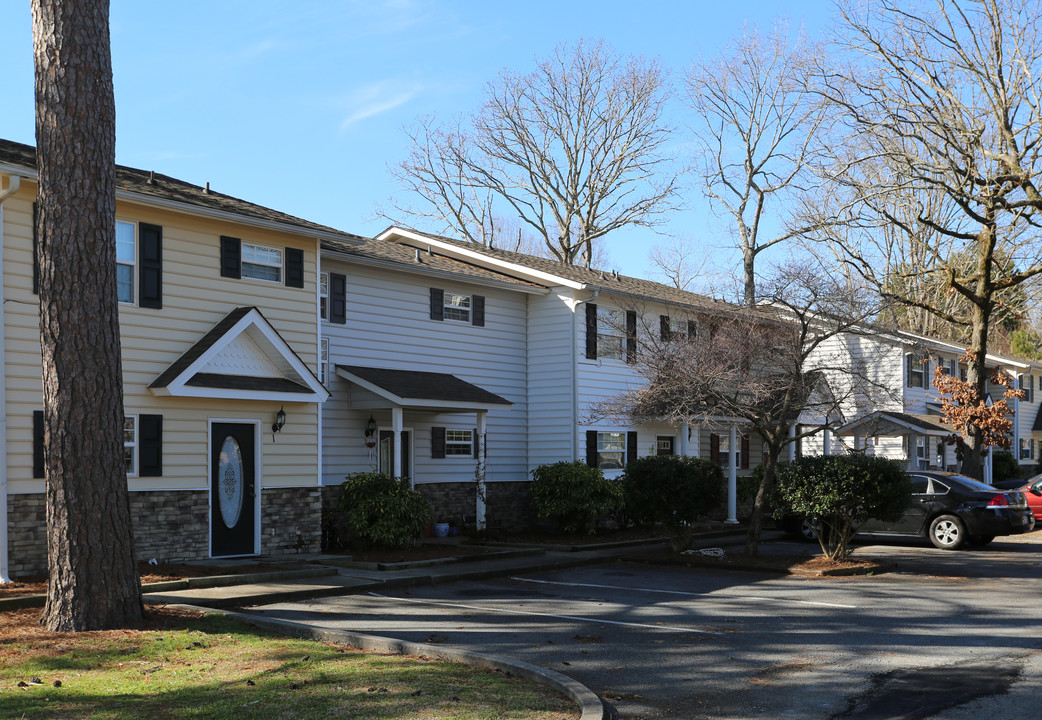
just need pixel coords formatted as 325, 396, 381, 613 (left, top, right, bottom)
0, 138, 359, 241
338, 365, 511, 406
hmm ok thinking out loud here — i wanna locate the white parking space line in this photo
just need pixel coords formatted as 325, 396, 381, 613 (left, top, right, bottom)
511, 577, 858, 609
367, 592, 724, 635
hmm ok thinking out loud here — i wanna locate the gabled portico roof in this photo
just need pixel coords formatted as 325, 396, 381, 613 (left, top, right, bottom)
336, 365, 511, 412
149, 307, 329, 402
838, 410, 955, 437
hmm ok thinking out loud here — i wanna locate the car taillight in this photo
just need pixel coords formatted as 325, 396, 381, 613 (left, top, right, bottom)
988, 494, 1009, 508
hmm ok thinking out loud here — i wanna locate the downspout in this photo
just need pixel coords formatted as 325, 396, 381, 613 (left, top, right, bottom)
572, 288, 599, 462
0, 175, 22, 583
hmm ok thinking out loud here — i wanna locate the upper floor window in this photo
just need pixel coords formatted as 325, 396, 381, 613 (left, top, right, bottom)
241, 243, 283, 283
116, 221, 136, 303
1019, 374, 1034, 403
936, 357, 957, 376
319, 272, 329, 320
429, 287, 485, 327
906, 352, 928, 388
597, 308, 624, 360
444, 292, 471, 323
660, 314, 695, 343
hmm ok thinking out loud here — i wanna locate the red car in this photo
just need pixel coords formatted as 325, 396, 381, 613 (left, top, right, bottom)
1013, 474, 1042, 522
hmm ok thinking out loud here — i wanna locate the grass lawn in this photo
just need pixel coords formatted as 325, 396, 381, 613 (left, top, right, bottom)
0, 606, 576, 720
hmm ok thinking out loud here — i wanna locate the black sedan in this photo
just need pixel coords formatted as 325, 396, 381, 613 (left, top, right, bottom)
782, 471, 1035, 550
860, 471, 1035, 549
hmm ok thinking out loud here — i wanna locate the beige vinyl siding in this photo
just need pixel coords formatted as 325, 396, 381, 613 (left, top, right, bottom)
3, 182, 321, 495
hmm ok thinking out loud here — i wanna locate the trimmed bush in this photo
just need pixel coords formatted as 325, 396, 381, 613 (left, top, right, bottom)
339, 472, 432, 547
529, 461, 623, 535
774, 454, 912, 559
622, 455, 724, 549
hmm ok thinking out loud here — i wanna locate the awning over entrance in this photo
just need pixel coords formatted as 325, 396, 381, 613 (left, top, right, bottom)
149, 306, 329, 402
837, 410, 955, 437
335, 365, 512, 411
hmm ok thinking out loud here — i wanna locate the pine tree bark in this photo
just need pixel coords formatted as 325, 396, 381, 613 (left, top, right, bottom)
33, 0, 142, 631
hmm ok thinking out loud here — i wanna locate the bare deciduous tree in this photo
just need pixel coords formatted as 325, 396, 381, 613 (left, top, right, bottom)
33, 0, 141, 630
647, 234, 711, 291
594, 265, 894, 555
687, 23, 832, 305
382, 39, 680, 267
811, 0, 1042, 479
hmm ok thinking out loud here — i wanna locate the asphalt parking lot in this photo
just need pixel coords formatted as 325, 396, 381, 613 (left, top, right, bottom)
249, 532, 1042, 720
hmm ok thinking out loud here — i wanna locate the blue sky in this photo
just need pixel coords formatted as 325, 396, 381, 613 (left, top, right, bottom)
0, 1, 835, 289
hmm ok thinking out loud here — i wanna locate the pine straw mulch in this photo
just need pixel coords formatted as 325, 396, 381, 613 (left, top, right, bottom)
0, 561, 291, 600
0, 604, 203, 645
623, 546, 890, 576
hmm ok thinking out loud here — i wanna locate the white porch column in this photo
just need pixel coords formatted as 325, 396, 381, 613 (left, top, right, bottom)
854, 435, 862, 451
391, 406, 404, 483
476, 410, 487, 529
823, 427, 832, 456
788, 424, 796, 463
691, 425, 701, 458
679, 422, 689, 456
726, 423, 738, 525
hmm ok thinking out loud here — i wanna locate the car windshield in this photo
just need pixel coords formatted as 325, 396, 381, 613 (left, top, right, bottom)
946, 474, 1007, 493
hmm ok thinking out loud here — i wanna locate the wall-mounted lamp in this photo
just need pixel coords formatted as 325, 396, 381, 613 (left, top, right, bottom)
364, 415, 377, 449
272, 406, 287, 441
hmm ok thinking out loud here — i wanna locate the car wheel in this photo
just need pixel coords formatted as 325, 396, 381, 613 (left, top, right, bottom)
967, 534, 995, 547
929, 514, 967, 550
797, 517, 818, 542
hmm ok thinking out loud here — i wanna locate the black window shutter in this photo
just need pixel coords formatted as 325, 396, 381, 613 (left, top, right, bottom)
586, 430, 598, 467
33, 410, 45, 479
473, 428, 479, 459
139, 414, 163, 477
32, 202, 40, 294
741, 433, 750, 469
626, 431, 638, 465
430, 288, 444, 321
688, 320, 698, 339
431, 426, 446, 459
660, 315, 670, 342
220, 236, 241, 278
472, 295, 485, 327
626, 311, 637, 364
329, 273, 347, 324
710, 433, 720, 463
285, 247, 304, 288
906, 354, 914, 387
585, 303, 598, 359
138, 222, 163, 309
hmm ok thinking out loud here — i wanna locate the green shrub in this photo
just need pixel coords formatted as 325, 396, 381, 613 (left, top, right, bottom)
529, 461, 622, 535
622, 455, 724, 549
338, 472, 432, 547
992, 450, 1023, 485
775, 454, 912, 559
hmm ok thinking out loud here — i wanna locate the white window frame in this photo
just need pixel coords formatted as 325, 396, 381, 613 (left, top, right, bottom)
241, 242, 283, 283
319, 337, 329, 384
1019, 374, 1034, 403
124, 415, 137, 477
597, 308, 624, 361
319, 272, 329, 321
596, 431, 626, 470
907, 353, 927, 388
443, 292, 471, 323
444, 428, 474, 456
718, 433, 741, 468
1020, 437, 1033, 460
116, 219, 136, 304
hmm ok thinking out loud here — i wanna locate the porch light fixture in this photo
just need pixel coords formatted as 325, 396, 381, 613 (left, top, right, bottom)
365, 415, 377, 439
272, 406, 287, 441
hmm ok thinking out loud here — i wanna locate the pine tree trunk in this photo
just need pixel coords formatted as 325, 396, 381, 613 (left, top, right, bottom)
33, 0, 142, 631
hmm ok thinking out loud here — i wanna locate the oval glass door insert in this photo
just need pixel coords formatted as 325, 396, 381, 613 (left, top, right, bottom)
218, 436, 244, 529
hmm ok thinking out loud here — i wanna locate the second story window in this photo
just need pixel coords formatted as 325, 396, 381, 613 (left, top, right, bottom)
444, 292, 471, 322
597, 308, 624, 360
1019, 374, 1034, 403
906, 352, 928, 388
116, 220, 136, 303
320, 272, 329, 320
241, 243, 283, 282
